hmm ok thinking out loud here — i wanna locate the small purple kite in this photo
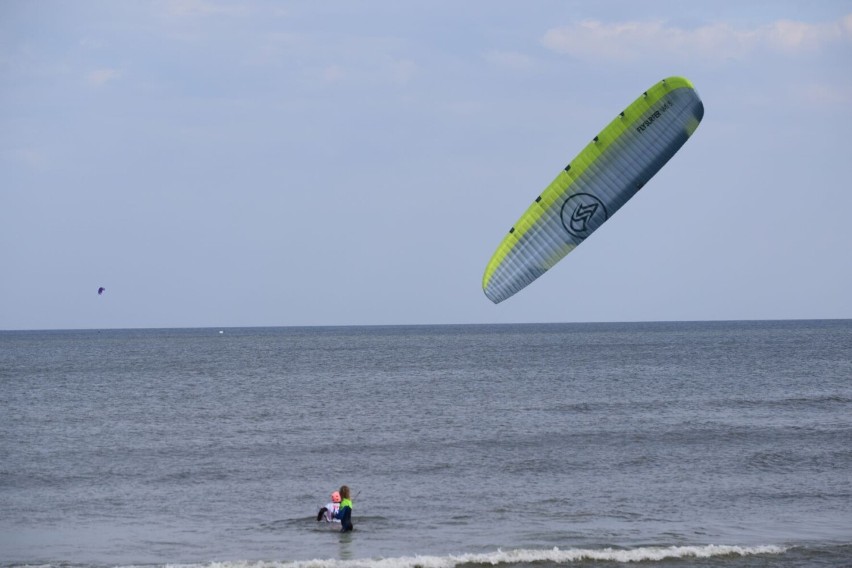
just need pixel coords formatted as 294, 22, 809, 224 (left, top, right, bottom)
98, 287, 106, 295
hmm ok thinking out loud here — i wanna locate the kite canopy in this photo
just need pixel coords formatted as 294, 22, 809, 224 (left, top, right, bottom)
483, 76, 704, 304
98, 287, 105, 295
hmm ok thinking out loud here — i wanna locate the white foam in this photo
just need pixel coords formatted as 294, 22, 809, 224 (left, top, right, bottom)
162, 544, 787, 568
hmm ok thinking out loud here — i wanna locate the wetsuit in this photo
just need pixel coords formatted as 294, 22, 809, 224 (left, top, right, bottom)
335, 497, 353, 532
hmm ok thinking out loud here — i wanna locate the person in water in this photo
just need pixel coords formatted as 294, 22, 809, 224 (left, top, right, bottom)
316, 491, 341, 523
334, 485, 354, 532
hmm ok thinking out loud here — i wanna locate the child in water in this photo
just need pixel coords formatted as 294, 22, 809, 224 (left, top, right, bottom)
316, 491, 341, 523
334, 485, 354, 532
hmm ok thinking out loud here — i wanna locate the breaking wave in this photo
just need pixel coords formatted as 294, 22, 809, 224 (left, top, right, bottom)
158, 544, 787, 568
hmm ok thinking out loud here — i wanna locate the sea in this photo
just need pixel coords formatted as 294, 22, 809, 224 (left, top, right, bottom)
1, 320, 851, 568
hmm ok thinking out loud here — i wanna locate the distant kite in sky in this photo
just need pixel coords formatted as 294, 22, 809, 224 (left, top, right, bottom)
98, 287, 106, 295
483, 76, 704, 303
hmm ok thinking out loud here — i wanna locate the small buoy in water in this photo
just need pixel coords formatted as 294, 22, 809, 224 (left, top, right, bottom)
219, 330, 224, 334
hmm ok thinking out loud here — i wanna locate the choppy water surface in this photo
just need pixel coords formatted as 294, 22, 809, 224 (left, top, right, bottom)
1, 320, 850, 567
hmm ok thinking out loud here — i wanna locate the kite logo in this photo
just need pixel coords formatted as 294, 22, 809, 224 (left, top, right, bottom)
561, 193, 608, 240
636, 99, 673, 133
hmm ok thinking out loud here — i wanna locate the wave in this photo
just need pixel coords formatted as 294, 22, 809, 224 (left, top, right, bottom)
153, 544, 787, 568
719, 394, 852, 410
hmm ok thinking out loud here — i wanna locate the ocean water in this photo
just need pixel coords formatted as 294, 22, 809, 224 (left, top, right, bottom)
1, 320, 851, 568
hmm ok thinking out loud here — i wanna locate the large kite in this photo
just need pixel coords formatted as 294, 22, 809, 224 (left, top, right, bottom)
483, 76, 704, 303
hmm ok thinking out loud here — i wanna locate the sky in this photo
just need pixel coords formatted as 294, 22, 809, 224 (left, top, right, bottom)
2, 0, 851, 330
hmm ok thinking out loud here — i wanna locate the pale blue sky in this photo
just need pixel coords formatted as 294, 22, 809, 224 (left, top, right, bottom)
2, 1, 851, 329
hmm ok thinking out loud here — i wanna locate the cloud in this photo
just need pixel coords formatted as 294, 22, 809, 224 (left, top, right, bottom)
797, 82, 852, 106
160, 0, 248, 18
389, 58, 417, 84
321, 64, 346, 83
484, 50, 540, 72
87, 68, 121, 86
8, 148, 47, 169
541, 13, 852, 62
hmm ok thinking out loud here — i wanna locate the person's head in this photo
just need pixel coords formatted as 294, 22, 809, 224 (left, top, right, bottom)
331, 491, 341, 503
339, 485, 350, 500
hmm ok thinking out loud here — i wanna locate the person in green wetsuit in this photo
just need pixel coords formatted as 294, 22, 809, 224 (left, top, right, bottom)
334, 485, 354, 532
